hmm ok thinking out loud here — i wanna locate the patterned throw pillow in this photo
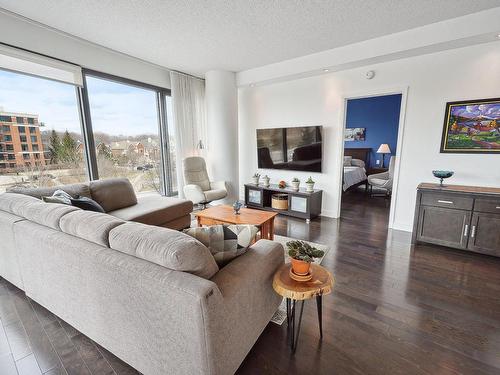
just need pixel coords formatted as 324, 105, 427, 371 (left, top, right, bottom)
184, 224, 259, 266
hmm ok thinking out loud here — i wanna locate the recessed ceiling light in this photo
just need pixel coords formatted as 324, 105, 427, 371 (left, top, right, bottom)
323, 69, 329, 72
497, 33, 500, 39
250, 83, 255, 87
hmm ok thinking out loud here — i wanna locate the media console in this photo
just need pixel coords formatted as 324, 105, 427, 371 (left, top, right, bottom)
244, 183, 322, 222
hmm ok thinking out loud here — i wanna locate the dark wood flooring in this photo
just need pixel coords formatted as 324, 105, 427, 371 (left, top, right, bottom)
1, 190, 499, 374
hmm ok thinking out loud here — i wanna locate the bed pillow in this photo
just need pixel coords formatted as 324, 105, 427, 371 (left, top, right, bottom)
351, 158, 366, 169
343, 156, 352, 166
184, 224, 259, 266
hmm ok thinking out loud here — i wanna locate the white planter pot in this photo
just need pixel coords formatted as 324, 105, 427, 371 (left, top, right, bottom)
251, 177, 260, 185
262, 177, 270, 187
291, 181, 300, 191
306, 182, 315, 192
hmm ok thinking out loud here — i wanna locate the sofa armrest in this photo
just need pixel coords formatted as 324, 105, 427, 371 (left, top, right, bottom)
209, 180, 227, 191
183, 184, 206, 204
211, 239, 284, 305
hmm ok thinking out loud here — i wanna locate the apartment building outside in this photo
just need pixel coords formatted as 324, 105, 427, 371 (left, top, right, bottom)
0, 111, 46, 171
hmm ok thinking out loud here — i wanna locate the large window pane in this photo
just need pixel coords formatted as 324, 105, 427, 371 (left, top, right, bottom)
165, 95, 177, 193
86, 76, 163, 194
0, 69, 86, 193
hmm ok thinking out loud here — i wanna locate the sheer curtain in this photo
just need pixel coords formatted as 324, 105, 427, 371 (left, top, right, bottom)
170, 71, 206, 198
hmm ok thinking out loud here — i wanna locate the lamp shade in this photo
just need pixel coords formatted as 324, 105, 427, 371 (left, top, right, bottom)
376, 143, 391, 154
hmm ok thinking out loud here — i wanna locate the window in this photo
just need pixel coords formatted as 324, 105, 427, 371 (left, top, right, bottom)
16, 117, 24, 124
0, 115, 11, 122
0, 69, 86, 192
2, 125, 9, 132
9, 163, 16, 168
86, 74, 171, 195
21, 144, 29, 151
165, 95, 177, 193
32, 144, 39, 151
4, 135, 12, 142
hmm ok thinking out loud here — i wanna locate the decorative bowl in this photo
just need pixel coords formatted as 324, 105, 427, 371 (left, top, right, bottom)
432, 170, 454, 187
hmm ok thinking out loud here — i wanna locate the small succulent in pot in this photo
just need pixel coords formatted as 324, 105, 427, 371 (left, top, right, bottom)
251, 172, 261, 185
291, 177, 300, 191
262, 175, 270, 187
287, 240, 325, 275
305, 176, 315, 192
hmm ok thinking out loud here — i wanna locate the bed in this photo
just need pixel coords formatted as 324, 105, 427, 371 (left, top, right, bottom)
343, 148, 371, 191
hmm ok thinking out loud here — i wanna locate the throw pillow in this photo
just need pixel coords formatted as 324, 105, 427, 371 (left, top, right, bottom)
343, 156, 352, 166
42, 189, 73, 205
70, 196, 105, 212
183, 224, 259, 266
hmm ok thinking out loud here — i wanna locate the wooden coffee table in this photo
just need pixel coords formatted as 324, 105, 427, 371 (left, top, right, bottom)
194, 205, 278, 240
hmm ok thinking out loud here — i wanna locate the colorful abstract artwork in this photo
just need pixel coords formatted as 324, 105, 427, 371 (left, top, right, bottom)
441, 98, 500, 153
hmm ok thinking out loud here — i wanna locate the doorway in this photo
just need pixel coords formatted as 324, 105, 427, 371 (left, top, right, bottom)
339, 92, 405, 224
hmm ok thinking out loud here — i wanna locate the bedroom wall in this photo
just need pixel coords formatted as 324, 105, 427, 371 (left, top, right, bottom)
238, 41, 500, 231
344, 94, 402, 168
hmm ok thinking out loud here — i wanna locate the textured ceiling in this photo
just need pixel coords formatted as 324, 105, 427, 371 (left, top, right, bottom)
1, 0, 499, 76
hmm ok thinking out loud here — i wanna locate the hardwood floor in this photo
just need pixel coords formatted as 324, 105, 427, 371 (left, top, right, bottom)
1, 190, 499, 374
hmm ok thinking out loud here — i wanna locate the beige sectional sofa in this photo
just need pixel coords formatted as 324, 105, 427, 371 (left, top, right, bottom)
7, 178, 193, 230
0, 190, 284, 375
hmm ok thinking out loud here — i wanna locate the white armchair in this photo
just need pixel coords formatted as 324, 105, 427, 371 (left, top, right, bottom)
183, 157, 227, 207
367, 156, 395, 196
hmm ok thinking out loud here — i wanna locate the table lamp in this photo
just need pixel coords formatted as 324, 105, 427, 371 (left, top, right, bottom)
376, 144, 391, 168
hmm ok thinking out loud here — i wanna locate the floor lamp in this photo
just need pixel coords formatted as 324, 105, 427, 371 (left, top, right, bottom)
376, 144, 391, 168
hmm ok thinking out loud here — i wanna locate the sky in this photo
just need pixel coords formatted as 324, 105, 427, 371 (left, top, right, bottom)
0, 69, 167, 137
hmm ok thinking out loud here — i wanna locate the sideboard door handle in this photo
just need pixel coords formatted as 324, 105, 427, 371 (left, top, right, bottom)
463, 224, 469, 237
471, 225, 476, 238
438, 200, 454, 204
496, 206, 500, 209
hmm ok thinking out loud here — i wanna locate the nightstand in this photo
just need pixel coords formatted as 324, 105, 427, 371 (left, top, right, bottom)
367, 167, 388, 175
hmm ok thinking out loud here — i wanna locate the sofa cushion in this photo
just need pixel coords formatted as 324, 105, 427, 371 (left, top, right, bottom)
109, 222, 219, 279
15, 198, 79, 230
89, 178, 137, 212
59, 210, 125, 247
7, 183, 91, 199
108, 195, 193, 226
0, 192, 39, 213
184, 224, 259, 267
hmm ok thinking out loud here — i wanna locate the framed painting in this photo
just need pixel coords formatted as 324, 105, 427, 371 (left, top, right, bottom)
440, 98, 500, 153
345, 128, 365, 142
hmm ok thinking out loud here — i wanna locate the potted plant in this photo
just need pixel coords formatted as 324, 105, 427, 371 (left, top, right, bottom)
291, 177, 300, 191
262, 175, 270, 187
287, 240, 325, 275
305, 176, 315, 192
251, 172, 260, 185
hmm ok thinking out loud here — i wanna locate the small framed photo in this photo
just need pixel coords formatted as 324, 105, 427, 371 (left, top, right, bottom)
440, 98, 500, 153
345, 128, 366, 142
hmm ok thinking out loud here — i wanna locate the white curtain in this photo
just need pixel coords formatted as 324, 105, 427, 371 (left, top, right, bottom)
170, 71, 206, 198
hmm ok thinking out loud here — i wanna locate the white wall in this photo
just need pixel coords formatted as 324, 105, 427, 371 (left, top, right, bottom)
0, 10, 171, 88
205, 70, 239, 202
238, 41, 500, 231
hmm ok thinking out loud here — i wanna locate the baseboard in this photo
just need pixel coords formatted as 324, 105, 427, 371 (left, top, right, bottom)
390, 221, 413, 233
320, 209, 337, 218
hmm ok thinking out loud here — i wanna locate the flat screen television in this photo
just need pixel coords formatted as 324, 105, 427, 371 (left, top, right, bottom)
257, 126, 322, 172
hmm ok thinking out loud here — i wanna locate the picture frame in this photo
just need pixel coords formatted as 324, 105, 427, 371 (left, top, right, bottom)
440, 98, 500, 153
344, 127, 366, 142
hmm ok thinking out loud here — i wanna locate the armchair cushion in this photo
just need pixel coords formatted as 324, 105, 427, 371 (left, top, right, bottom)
184, 224, 259, 266
183, 157, 211, 191
204, 189, 227, 202
183, 184, 207, 204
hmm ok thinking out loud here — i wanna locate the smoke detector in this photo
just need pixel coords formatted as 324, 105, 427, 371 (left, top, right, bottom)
365, 70, 375, 80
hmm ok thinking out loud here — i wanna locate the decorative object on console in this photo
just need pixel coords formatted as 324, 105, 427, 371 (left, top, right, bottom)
376, 143, 391, 168
272, 193, 289, 210
305, 176, 315, 192
440, 98, 500, 154
278, 180, 286, 189
251, 172, 261, 185
262, 175, 270, 187
432, 170, 454, 187
345, 127, 366, 141
287, 240, 325, 280
232, 201, 243, 214
291, 177, 300, 191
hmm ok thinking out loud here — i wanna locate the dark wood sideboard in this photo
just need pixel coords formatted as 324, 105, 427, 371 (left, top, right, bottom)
244, 183, 322, 222
412, 183, 500, 257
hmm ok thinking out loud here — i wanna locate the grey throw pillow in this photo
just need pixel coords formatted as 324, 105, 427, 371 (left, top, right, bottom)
42, 189, 73, 205
70, 196, 105, 212
184, 224, 259, 266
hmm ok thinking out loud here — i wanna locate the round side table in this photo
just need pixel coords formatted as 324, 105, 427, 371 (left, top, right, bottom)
272, 263, 334, 353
